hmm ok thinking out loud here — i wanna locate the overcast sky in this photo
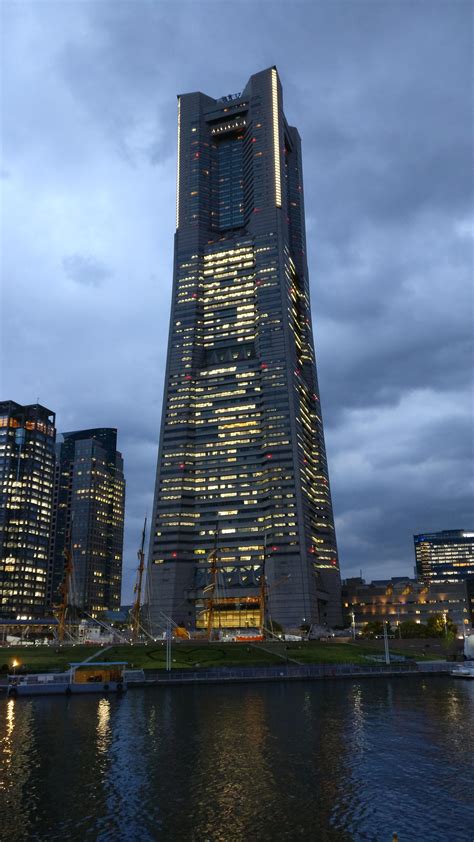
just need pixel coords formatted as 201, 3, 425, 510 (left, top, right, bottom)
1, 0, 472, 601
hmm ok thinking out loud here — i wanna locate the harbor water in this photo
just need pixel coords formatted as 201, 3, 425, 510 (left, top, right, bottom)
0, 677, 473, 841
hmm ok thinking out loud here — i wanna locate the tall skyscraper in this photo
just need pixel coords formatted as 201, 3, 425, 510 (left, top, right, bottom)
147, 67, 342, 632
49, 428, 125, 618
0, 401, 56, 618
415, 530, 474, 584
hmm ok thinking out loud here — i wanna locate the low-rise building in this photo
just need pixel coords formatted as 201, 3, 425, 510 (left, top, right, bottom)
342, 576, 472, 633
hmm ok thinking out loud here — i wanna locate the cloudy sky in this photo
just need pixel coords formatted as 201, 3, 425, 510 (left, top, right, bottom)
1, 0, 472, 600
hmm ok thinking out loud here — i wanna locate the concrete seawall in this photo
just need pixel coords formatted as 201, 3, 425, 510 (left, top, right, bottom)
0, 661, 456, 694
138, 661, 454, 687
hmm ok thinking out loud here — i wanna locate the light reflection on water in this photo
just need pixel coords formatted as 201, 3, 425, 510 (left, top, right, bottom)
0, 677, 473, 841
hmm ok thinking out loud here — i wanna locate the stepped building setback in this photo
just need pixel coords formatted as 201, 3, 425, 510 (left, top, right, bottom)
147, 67, 342, 632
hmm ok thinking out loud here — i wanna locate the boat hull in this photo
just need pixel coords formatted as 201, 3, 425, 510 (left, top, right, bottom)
450, 669, 474, 679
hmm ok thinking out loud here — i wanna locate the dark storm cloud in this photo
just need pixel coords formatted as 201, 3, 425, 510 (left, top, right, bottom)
1, 0, 472, 598
63, 254, 112, 288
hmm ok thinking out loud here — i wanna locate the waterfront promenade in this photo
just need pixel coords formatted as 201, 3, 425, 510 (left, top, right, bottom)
0, 642, 454, 694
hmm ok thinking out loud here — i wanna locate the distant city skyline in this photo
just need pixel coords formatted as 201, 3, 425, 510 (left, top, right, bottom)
2, 1, 472, 602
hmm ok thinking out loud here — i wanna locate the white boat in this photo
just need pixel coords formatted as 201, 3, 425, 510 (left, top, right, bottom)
450, 664, 474, 679
6, 661, 129, 697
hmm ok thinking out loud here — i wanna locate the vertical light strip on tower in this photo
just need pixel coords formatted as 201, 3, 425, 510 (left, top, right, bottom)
271, 69, 282, 208
176, 96, 181, 229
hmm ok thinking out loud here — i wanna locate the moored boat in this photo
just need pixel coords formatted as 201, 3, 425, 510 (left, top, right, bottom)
7, 661, 129, 697
450, 664, 474, 679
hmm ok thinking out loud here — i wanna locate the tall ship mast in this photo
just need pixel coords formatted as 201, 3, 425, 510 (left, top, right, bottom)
55, 527, 74, 643
130, 517, 147, 642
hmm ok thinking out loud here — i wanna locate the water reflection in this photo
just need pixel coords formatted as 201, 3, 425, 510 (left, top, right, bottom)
96, 698, 111, 754
190, 690, 277, 841
0, 679, 472, 842
0, 699, 37, 839
0, 699, 15, 783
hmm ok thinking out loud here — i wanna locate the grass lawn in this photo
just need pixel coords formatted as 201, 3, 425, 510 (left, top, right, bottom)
0, 643, 284, 673
0, 638, 443, 674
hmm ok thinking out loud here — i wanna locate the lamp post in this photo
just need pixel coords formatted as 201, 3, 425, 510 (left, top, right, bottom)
350, 611, 356, 640
11, 659, 19, 676
383, 621, 391, 665
165, 620, 172, 672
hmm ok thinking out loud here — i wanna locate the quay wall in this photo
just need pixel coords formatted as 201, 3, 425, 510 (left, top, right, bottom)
140, 662, 453, 687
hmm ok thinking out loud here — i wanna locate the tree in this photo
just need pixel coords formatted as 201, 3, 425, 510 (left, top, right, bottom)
362, 621, 384, 638
426, 613, 458, 638
399, 620, 427, 638
426, 614, 445, 637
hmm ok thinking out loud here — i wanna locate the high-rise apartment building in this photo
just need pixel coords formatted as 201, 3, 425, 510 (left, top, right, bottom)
415, 530, 474, 584
49, 429, 125, 618
147, 67, 342, 631
0, 401, 56, 618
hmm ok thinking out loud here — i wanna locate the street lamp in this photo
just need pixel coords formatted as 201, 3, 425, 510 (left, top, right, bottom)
11, 659, 19, 676
350, 611, 356, 640
383, 621, 391, 665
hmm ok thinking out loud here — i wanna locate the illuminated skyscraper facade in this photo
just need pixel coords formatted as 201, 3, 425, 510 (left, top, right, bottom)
147, 67, 342, 631
0, 401, 56, 618
415, 530, 474, 584
49, 429, 125, 618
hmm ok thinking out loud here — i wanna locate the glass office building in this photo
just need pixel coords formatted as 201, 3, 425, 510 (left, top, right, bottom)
49, 429, 125, 618
415, 530, 474, 584
147, 67, 342, 632
0, 401, 56, 618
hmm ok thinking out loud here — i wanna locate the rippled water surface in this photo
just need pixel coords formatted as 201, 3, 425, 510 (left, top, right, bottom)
0, 677, 473, 841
